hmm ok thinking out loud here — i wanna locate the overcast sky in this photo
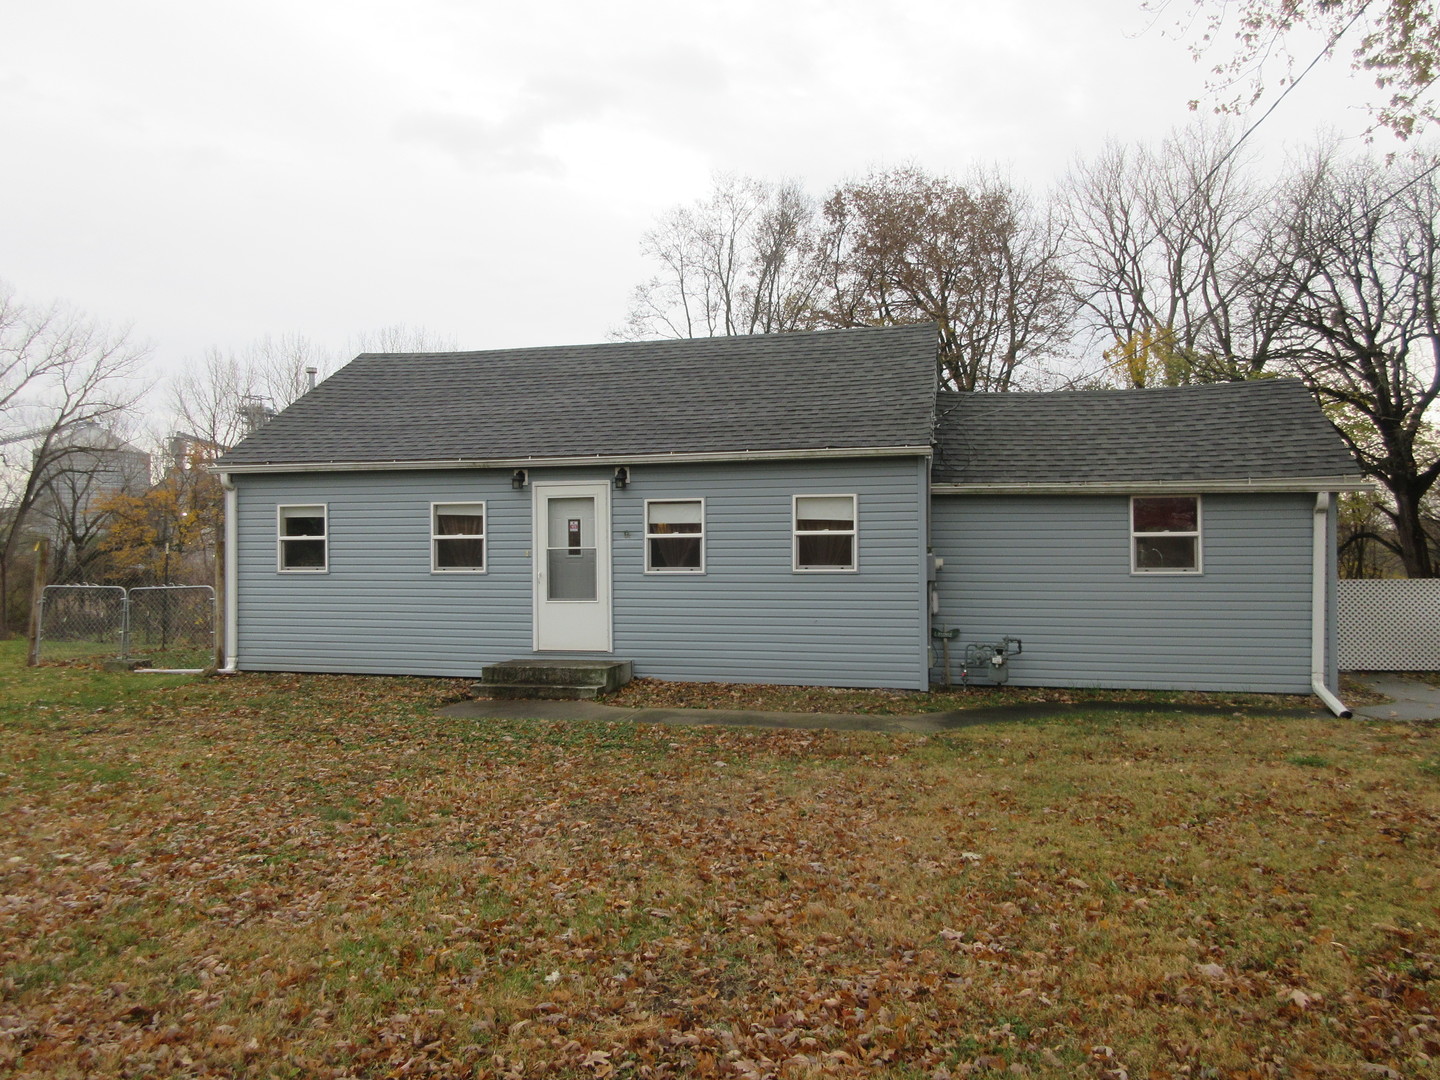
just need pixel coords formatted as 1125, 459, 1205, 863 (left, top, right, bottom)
1, 0, 1399, 387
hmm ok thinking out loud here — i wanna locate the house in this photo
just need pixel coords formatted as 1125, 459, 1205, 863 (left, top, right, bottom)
213, 324, 1368, 711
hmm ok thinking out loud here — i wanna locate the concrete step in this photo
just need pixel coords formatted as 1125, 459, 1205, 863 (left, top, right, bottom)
480, 659, 633, 691
475, 659, 634, 701
474, 682, 605, 701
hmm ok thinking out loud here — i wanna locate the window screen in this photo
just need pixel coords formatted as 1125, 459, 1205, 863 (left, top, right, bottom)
794, 495, 856, 571
278, 505, 327, 571
1132, 496, 1201, 572
433, 503, 485, 571
646, 500, 703, 571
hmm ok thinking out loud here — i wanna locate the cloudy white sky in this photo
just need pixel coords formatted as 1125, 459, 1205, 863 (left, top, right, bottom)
0, 0, 1397, 385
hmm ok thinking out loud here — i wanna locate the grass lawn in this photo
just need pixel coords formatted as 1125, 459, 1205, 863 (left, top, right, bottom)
1, 642, 1437, 1078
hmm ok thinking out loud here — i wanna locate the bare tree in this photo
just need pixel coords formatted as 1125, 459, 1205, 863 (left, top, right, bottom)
169, 334, 335, 449
1268, 148, 1440, 577
621, 167, 1073, 389
350, 324, 458, 354
169, 347, 271, 450
170, 326, 458, 451
816, 166, 1075, 390
29, 421, 151, 583
620, 175, 823, 340
0, 281, 147, 632
1064, 126, 1284, 385
250, 333, 333, 413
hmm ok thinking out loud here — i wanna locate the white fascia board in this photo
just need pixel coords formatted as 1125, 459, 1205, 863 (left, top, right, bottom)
213, 445, 933, 475
931, 476, 1376, 495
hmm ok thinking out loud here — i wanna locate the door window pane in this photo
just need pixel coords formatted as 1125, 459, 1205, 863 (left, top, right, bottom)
548, 549, 597, 600
546, 497, 597, 599
548, 497, 594, 547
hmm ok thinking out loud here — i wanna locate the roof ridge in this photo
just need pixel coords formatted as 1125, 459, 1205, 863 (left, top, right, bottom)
938, 378, 1305, 401
351, 322, 938, 362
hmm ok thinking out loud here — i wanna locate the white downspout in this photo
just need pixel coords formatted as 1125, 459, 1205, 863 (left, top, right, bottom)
1312, 492, 1352, 718
220, 473, 239, 673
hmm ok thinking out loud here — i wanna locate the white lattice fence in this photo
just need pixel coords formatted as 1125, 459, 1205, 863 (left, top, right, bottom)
1337, 579, 1440, 670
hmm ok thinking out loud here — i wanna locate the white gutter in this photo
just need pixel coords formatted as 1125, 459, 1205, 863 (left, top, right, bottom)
933, 476, 1375, 496
1311, 492, 1352, 718
215, 444, 933, 475
220, 473, 239, 673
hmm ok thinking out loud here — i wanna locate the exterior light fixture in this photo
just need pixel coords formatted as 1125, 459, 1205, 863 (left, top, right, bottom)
511, 469, 528, 490
613, 466, 630, 490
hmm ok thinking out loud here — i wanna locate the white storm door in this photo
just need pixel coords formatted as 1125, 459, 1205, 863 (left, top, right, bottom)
532, 482, 612, 652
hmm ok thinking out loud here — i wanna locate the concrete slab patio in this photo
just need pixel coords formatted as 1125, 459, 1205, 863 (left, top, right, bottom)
1350, 674, 1440, 722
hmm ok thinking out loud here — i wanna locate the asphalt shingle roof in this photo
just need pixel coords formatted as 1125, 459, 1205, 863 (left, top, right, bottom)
216, 325, 939, 467
933, 379, 1362, 485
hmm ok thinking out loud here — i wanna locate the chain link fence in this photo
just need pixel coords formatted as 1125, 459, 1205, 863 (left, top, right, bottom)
36, 584, 216, 670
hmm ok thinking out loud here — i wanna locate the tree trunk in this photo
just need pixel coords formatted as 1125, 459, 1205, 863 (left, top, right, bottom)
1392, 487, 1438, 577
0, 547, 9, 638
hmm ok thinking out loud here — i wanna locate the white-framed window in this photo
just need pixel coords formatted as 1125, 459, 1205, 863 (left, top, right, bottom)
793, 494, 857, 572
1131, 495, 1202, 574
432, 502, 486, 572
277, 504, 327, 572
645, 498, 704, 573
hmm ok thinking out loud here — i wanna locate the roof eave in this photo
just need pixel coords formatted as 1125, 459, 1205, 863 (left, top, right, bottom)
931, 476, 1376, 495
214, 444, 934, 475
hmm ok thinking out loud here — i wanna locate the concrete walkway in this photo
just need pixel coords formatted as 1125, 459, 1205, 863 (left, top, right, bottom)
441, 696, 1327, 732
1350, 673, 1440, 722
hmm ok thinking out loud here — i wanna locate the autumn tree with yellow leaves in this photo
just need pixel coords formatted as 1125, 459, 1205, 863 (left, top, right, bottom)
96, 444, 222, 585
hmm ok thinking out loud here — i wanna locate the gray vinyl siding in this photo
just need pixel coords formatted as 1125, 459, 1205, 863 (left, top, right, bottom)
930, 493, 1319, 693
231, 457, 929, 688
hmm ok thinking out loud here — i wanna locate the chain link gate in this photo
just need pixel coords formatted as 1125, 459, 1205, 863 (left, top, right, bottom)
127, 586, 217, 669
34, 585, 128, 662
36, 584, 216, 670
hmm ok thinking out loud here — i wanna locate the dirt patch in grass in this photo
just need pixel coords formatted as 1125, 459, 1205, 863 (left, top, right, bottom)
606, 676, 1323, 716
3, 641, 1438, 1078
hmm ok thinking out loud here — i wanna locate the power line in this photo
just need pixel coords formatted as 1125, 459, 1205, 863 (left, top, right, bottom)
1155, 2, 1374, 238
1363, 156, 1440, 217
